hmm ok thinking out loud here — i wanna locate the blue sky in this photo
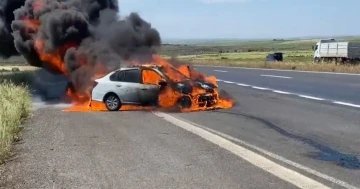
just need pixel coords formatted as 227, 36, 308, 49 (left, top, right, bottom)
119, 0, 360, 39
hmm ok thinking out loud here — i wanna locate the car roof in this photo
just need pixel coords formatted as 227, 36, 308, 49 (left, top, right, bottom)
114, 64, 163, 71
129, 64, 162, 68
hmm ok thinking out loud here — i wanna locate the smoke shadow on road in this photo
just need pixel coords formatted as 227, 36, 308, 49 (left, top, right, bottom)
212, 110, 360, 170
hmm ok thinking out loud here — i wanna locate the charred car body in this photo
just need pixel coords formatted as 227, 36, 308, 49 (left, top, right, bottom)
90, 64, 219, 111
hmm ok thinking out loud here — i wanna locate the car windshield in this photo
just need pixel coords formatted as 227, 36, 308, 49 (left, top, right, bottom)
159, 66, 190, 82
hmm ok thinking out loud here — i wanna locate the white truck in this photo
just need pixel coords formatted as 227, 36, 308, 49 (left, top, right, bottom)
312, 38, 360, 63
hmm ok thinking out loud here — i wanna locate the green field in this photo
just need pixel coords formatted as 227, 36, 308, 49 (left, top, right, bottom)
161, 36, 360, 56
160, 36, 360, 73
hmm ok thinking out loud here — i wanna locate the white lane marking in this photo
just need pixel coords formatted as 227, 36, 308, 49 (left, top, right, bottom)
273, 90, 292, 94
252, 86, 269, 90
164, 115, 358, 189
154, 112, 331, 189
218, 80, 360, 108
195, 65, 360, 76
214, 70, 228, 72
297, 95, 325, 101
332, 101, 360, 108
236, 83, 250, 87
261, 74, 292, 79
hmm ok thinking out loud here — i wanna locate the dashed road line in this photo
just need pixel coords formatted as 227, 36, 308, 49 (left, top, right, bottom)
332, 101, 360, 108
261, 74, 292, 79
252, 86, 269, 90
273, 90, 293, 95
217, 79, 360, 109
236, 83, 250, 87
297, 95, 325, 101
214, 69, 228, 72
195, 64, 360, 76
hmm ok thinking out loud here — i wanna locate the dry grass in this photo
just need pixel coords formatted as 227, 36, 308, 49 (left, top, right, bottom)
0, 72, 32, 163
187, 59, 360, 74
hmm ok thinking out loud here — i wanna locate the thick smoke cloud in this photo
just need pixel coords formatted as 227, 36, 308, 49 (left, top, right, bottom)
0, 0, 161, 94
0, 0, 25, 57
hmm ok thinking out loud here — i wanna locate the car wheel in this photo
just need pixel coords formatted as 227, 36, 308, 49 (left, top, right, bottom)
177, 96, 192, 109
104, 93, 121, 111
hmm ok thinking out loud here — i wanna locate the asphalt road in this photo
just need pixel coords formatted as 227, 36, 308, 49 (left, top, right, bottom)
172, 82, 360, 188
0, 108, 298, 189
1, 66, 360, 188
194, 65, 360, 106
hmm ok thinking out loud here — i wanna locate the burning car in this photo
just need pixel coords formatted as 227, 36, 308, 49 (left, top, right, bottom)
90, 64, 220, 111
0, 0, 234, 113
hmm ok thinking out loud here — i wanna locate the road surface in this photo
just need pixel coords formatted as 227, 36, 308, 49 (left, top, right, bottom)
195, 65, 360, 107
1, 66, 360, 188
0, 108, 302, 189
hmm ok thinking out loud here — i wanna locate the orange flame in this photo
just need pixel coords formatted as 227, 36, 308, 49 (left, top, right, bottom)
21, 3, 234, 112
64, 55, 234, 112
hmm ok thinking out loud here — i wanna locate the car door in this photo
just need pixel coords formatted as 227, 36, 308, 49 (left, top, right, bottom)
113, 69, 142, 104
138, 69, 162, 104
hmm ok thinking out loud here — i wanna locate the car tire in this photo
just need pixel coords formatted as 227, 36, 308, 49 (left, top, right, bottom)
104, 93, 121, 111
177, 96, 192, 109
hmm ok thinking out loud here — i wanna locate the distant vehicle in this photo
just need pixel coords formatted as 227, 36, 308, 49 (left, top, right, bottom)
90, 65, 218, 111
11, 67, 20, 72
266, 52, 283, 62
312, 38, 360, 63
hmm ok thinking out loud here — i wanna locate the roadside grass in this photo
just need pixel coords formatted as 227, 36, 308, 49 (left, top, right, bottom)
195, 40, 315, 51
0, 71, 33, 163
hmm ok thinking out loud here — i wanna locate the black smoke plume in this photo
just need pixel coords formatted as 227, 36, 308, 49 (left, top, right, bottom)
0, 0, 25, 58
0, 0, 161, 95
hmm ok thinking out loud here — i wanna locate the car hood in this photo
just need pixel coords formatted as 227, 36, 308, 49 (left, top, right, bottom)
194, 80, 217, 90
173, 79, 217, 94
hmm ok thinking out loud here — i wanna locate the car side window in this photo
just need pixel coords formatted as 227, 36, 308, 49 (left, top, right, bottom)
110, 71, 126, 82
117, 71, 126, 81
109, 71, 120, 81
122, 69, 141, 83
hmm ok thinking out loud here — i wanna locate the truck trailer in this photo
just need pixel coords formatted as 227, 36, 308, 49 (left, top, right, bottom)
312, 39, 360, 64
